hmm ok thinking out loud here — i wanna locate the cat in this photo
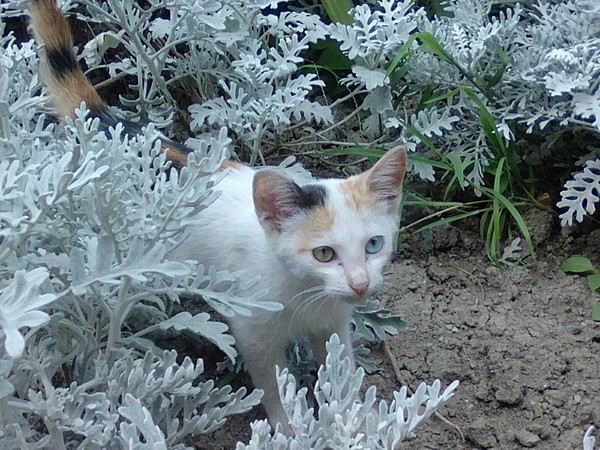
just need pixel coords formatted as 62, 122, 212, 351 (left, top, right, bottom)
28, 0, 407, 433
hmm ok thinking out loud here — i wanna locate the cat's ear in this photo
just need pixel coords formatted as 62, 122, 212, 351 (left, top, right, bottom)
253, 170, 326, 233
365, 145, 407, 212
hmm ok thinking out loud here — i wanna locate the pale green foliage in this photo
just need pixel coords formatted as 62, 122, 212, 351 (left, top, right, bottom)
73, 0, 333, 164
237, 334, 459, 450
0, 107, 268, 447
0, 12, 273, 444
558, 158, 600, 226
330, 0, 600, 222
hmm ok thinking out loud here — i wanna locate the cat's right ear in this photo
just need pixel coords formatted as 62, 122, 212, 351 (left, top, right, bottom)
253, 170, 301, 233
254, 170, 328, 233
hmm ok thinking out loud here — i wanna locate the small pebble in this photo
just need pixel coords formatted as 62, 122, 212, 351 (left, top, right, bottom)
465, 417, 498, 448
495, 386, 523, 405
563, 324, 582, 335
514, 429, 541, 447
553, 415, 566, 427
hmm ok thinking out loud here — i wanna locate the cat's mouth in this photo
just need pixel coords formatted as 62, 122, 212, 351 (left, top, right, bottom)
342, 291, 370, 305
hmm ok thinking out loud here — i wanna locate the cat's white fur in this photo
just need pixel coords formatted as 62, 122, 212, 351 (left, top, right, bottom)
171, 147, 407, 431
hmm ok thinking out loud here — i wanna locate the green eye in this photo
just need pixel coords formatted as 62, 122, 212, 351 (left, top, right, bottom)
365, 235, 384, 254
312, 246, 336, 262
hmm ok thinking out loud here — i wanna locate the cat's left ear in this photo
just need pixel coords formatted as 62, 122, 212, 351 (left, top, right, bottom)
365, 145, 407, 212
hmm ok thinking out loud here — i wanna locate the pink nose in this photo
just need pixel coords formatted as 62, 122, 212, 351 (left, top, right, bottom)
350, 282, 369, 296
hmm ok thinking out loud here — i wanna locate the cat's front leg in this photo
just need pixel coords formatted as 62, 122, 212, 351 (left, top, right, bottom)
234, 332, 292, 434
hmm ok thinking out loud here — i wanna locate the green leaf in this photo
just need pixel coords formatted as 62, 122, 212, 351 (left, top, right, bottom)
387, 35, 416, 76
416, 32, 455, 65
446, 152, 466, 190
353, 299, 406, 341
321, 0, 354, 25
462, 87, 506, 157
485, 48, 508, 93
406, 155, 451, 171
478, 185, 535, 261
416, 85, 434, 112
592, 303, 600, 322
328, 147, 385, 159
423, 88, 462, 105
587, 273, 600, 291
561, 256, 597, 275
314, 40, 353, 71
402, 208, 484, 237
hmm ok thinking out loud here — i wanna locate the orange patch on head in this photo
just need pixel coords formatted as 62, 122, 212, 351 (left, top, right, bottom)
296, 206, 335, 252
339, 174, 375, 210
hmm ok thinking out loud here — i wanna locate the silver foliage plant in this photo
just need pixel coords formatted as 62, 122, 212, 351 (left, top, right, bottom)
0, 2, 459, 448
7, 0, 596, 221
72, 0, 333, 164
584, 426, 597, 450
0, 12, 271, 445
238, 334, 459, 450
328, 0, 600, 221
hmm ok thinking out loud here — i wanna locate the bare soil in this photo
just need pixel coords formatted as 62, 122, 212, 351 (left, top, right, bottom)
197, 215, 600, 450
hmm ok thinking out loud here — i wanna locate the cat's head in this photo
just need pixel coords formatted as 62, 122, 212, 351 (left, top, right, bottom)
253, 146, 407, 303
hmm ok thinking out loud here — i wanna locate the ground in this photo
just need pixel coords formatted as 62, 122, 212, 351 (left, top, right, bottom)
374, 221, 600, 449
196, 213, 599, 449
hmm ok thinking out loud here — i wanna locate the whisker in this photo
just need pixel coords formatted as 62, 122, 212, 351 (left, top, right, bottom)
289, 285, 327, 302
273, 286, 328, 340
289, 290, 328, 325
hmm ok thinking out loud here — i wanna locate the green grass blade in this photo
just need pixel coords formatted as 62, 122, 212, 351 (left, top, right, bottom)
479, 185, 536, 259
423, 88, 462, 105
446, 152, 466, 189
409, 155, 451, 171
321, 0, 354, 24
463, 87, 506, 157
387, 35, 416, 76
416, 31, 456, 65
485, 48, 508, 93
401, 209, 485, 237
328, 146, 385, 159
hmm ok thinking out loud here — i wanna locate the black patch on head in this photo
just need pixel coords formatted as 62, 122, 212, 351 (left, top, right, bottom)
293, 183, 327, 210
47, 47, 78, 79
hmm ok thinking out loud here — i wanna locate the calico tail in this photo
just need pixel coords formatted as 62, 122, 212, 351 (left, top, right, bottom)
29, 0, 191, 169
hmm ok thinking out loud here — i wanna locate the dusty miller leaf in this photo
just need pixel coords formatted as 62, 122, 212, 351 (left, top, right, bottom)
160, 312, 237, 362
353, 299, 406, 342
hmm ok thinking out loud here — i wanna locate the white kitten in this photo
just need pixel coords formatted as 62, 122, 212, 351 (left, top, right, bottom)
171, 148, 407, 430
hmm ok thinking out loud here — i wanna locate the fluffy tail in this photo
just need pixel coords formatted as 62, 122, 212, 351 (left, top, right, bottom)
29, 0, 191, 169
29, 0, 104, 117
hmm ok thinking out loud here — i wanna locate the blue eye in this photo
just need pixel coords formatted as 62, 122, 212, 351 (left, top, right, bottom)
365, 235, 384, 254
